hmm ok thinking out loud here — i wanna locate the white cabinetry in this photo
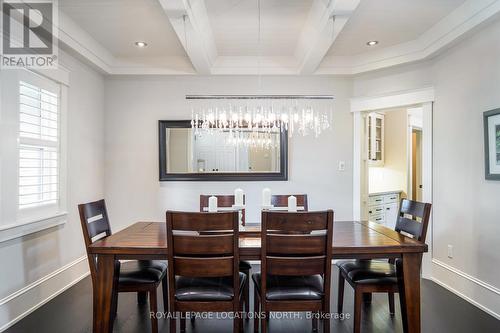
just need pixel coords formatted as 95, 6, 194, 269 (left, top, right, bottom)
367, 112, 385, 166
368, 191, 400, 229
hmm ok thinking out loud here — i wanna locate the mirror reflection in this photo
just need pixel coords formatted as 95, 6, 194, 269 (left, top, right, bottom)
166, 128, 281, 173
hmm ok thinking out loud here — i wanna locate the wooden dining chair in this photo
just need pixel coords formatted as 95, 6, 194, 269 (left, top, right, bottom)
271, 194, 308, 211
253, 210, 334, 333
166, 211, 246, 333
199, 194, 251, 315
78, 199, 168, 333
336, 199, 432, 333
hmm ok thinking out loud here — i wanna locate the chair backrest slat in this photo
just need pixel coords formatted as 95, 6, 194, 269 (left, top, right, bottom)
266, 256, 326, 276
395, 199, 432, 242
267, 234, 326, 255
170, 211, 235, 231
174, 256, 234, 277
265, 211, 327, 232
271, 194, 308, 211
173, 234, 234, 256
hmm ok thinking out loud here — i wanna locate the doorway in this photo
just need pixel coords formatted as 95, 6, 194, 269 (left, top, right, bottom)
410, 129, 423, 201
351, 89, 434, 277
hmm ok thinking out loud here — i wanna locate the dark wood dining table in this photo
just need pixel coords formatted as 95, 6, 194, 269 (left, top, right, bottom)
88, 220, 427, 333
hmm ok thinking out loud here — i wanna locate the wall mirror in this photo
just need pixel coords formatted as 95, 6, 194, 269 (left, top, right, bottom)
159, 120, 288, 181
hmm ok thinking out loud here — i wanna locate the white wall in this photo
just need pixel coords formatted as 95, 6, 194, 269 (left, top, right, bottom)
104, 76, 353, 228
0, 49, 105, 329
354, 19, 500, 319
369, 109, 408, 194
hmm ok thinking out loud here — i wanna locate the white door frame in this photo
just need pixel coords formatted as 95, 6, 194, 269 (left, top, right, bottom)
351, 87, 434, 278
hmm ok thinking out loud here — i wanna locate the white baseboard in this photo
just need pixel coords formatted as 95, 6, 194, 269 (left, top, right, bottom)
0, 256, 90, 332
431, 258, 500, 320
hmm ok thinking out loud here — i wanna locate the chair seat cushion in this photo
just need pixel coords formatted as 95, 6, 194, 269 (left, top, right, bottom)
336, 260, 397, 285
118, 260, 167, 285
252, 273, 324, 301
239, 260, 252, 271
175, 272, 246, 301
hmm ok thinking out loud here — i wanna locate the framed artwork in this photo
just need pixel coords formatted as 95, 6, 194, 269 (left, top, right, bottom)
484, 108, 500, 180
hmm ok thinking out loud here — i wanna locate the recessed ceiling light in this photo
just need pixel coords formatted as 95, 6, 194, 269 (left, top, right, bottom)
366, 40, 379, 46
134, 41, 148, 48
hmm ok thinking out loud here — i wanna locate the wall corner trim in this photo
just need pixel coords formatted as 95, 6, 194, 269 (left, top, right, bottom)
0, 256, 89, 332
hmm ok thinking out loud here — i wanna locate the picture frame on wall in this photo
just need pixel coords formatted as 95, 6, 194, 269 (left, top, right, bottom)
484, 108, 500, 180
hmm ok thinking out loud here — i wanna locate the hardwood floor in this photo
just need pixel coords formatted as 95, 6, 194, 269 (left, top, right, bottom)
5, 265, 499, 333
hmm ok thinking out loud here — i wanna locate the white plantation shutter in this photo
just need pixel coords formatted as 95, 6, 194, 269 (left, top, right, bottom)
18, 81, 60, 209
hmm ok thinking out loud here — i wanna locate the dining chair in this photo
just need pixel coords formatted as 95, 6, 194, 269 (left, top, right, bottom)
270, 194, 308, 211
336, 199, 432, 333
199, 194, 251, 315
166, 211, 246, 333
253, 210, 334, 333
78, 199, 168, 333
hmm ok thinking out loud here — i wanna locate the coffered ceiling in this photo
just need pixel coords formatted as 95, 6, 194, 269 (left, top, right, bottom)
57, 0, 500, 75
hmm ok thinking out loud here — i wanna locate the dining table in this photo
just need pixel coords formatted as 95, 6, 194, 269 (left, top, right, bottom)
88, 220, 427, 333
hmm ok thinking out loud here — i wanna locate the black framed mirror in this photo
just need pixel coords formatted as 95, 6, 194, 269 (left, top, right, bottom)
159, 120, 288, 181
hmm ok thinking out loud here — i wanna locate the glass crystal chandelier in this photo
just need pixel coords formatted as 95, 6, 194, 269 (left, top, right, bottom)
188, 95, 334, 138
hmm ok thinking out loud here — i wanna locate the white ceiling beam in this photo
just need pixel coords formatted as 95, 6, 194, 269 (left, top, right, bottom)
159, 0, 217, 75
295, 0, 359, 74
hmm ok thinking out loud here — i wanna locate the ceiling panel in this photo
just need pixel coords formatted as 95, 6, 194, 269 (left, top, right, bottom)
205, 0, 313, 56
59, 0, 187, 57
327, 0, 466, 56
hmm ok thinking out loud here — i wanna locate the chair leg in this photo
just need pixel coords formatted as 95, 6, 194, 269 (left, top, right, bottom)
312, 312, 318, 331
162, 276, 169, 312
138, 291, 148, 305
323, 299, 330, 333
180, 313, 186, 332
243, 268, 250, 313
170, 316, 176, 333
233, 309, 240, 333
111, 291, 118, 322
337, 270, 345, 314
149, 290, 158, 333
261, 311, 268, 333
353, 289, 363, 333
254, 288, 259, 333
388, 292, 395, 315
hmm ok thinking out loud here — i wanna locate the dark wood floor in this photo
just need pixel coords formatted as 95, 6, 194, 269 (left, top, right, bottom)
5, 265, 500, 333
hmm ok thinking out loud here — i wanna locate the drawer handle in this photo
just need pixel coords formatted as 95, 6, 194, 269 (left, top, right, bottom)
375, 199, 382, 202
376, 218, 382, 221
376, 208, 382, 211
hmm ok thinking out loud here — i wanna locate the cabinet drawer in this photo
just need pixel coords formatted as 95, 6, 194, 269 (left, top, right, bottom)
368, 206, 385, 216
370, 214, 385, 224
368, 195, 384, 206
383, 193, 399, 204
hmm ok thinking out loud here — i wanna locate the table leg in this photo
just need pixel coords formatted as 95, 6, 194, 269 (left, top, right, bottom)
398, 253, 422, 333
93, 254, 116, 333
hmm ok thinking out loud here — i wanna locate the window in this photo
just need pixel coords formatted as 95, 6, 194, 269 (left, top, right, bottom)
18, 81, 60, 209
0, 69, 67, 243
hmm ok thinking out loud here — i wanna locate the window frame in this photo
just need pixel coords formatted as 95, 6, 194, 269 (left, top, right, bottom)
0, 68, 68, 243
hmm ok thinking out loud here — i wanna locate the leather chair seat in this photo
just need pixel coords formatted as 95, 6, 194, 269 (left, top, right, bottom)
337, 260, 397, 285
175, 272, 247, 301
252, 273, 324, 301
117, 260, 167, 285
239, 260, 252, 271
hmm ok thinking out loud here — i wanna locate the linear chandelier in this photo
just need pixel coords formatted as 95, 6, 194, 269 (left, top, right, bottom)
188, 95, 334, 138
